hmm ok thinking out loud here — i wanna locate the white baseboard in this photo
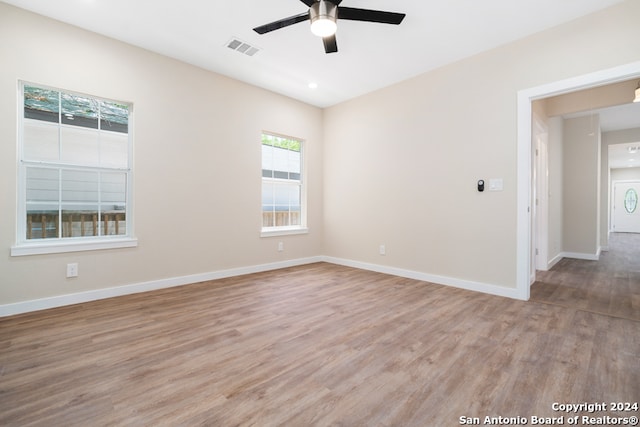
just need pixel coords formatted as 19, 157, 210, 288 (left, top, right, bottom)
1, 255, 528, 317
547, 253, 563, 269
0, 256, 323, 317
543, 246, 605, 270
323, 256, 525, 300
561, 250, 600, 261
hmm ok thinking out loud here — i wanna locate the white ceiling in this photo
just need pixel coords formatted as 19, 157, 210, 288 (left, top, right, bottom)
609, 141, 640, 169
1, 0, 626, 108
598, 102, 640, 133
563, 101, 640, 169
604, 102, 640, 169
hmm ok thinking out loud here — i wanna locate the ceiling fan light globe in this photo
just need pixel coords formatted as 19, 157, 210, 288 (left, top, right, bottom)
311, 19, 337, 37
310, 0, 338, 37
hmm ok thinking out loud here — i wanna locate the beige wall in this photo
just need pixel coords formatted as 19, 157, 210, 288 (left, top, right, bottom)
562, 117, 601, 256
323, 0, 639, 288
0, 3, 324, 305
545, 80, 638, 116
1, 1, 640, 308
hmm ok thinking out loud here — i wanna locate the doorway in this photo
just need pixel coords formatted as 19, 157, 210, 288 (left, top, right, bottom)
516, 61, 640, 300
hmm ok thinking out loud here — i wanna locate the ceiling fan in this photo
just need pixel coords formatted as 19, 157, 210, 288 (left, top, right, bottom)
253, 0, 406, 54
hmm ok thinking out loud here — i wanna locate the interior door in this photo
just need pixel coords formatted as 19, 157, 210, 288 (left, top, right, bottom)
612, 181, 640, 233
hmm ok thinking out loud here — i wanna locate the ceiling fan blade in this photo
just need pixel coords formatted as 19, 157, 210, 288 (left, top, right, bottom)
337, 7, 406, 25
253, 12, 310, 34
299, 0, 315, 6
323, 34, 338, 54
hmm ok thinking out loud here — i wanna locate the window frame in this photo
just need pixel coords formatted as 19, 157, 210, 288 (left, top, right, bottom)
11, 81, 137, 256
260, 131, 308, 238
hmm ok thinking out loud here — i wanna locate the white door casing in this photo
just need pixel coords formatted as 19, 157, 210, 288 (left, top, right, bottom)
534, 120, 549, 273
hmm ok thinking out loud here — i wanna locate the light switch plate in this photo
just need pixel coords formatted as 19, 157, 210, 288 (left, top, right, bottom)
489, 178, 503, 191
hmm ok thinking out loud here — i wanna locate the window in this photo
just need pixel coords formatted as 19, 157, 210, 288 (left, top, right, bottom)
624, 188, 638, 213
12, 83, 135, 256
261, 133, 306, 235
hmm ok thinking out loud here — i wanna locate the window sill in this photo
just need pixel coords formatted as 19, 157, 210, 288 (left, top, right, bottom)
11, 237, 138, 257
260, 227, 309, 238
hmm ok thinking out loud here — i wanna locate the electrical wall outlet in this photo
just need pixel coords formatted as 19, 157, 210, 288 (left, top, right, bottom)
278, 242, 284, 252
66, 263, 78, 278
379, 244, 386, 255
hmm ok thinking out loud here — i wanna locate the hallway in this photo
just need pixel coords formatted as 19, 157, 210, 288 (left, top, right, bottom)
531, 233, 640, 321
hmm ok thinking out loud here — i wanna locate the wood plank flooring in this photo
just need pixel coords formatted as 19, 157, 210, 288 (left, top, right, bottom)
532, 232, 640, 321
1, 259, 638, 426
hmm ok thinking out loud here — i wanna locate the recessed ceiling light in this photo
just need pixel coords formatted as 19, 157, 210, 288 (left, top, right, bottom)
308, 82, 318, 90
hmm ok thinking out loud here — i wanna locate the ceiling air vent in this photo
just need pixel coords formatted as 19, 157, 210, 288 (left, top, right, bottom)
226, 38, 260, 57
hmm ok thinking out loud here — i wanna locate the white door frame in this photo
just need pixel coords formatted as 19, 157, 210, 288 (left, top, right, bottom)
533, 116, 549, 275
516, 61, 640, 301
530, 114, 549, 284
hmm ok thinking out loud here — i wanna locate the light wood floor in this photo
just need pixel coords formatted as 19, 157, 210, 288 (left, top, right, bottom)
532, 232, 640, 321
1, 257, 638, 425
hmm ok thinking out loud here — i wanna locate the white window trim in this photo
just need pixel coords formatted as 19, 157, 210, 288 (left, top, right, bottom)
11, 237, 138, 257
260, 226, 309, 238
13, 82, 135, 256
